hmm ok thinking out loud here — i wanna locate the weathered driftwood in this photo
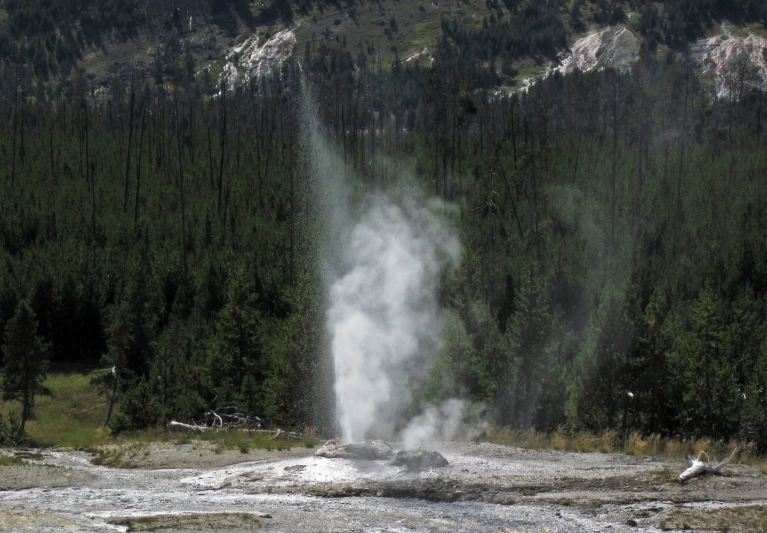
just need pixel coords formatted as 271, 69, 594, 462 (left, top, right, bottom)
169, 420, 208, 432
169, 413, 309, 441
678, 447, 739, 483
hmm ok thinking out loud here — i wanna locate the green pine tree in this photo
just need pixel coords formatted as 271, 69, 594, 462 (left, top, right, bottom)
208, 265, 263, 407
1, 299, 50, 430
673, 285, 740, 439
504, 269, 553, 429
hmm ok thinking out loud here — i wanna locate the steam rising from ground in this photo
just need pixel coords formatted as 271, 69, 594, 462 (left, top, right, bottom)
302, 81, 474, 446
401, 399, 489, 450
329, 198, 460, 442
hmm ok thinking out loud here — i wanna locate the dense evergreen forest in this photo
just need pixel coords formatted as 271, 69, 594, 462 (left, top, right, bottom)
2, 0, 767, 448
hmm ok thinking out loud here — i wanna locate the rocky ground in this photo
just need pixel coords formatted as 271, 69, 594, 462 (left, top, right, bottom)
0, 441, 765, 532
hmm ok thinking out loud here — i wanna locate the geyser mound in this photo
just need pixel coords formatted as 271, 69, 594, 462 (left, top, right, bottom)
389, 450, 449, 472
314, 439, 449, 472
314, 439, 395, 460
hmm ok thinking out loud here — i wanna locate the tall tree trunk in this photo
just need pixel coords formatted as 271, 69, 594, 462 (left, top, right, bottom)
207, 125, 215, 190
49, 104, 56, 182
175, 87, 189, 290
10, 79, 18, 186
673, 69, 689, 256
610, 74, 618, 248
134, 108, 147, 228
633, 86, 644, 244
218, 80, 227, 215
123, 72, 135, 214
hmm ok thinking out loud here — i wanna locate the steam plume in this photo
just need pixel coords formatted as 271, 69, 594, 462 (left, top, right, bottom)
301, 79, 460, 444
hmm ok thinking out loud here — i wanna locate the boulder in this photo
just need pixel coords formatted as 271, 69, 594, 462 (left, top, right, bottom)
389, 450, 448, 472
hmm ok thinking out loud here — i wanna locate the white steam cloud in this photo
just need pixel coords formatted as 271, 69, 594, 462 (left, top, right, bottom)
329, 197, 460, 443
401, 399, 489, 450
302, 81, 473, 445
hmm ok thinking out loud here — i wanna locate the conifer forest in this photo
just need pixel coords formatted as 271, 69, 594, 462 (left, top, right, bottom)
2, 0, 767, 454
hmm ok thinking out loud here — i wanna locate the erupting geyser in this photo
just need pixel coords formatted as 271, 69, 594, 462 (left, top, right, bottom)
328, 200, 460, 443
301, 81, 461, 446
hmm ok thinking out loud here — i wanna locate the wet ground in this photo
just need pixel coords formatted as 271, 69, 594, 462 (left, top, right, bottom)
1, 441, 766, 532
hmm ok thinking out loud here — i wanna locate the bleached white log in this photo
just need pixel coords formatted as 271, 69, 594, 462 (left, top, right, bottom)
169, 420, 208, 432
678, 447, 739, 483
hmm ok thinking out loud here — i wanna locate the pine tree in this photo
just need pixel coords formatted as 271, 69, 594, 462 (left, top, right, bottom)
674, 285, 740, 439
504, 269, 552, 429
208, 265, 263, 407
95, 299, 134, 426
1, 300, 50, 430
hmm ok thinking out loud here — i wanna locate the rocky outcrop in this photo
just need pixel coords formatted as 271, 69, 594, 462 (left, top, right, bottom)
314, 439, 395, 460
690, 27, 767, 98
520, 24, 767, 99
557, 26, 640, 75
222, 28, 296, 85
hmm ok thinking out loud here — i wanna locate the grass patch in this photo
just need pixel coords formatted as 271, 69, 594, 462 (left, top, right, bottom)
660, 505, 767, 532
2, 371, 319, 461
490, 427, 764, 464
0, 455, 26, 466
234, 29, 253, 46
1, 372, 110, 449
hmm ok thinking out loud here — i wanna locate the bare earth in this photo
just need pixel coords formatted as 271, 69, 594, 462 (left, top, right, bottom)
1, 441, 766, 532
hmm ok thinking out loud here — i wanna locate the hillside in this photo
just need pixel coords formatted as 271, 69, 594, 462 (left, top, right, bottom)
3, 0, 766, 89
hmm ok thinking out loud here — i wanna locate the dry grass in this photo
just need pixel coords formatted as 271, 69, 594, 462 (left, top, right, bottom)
650, 466, 677, 483
490, 427, 765, 465
660, 505, 767, 532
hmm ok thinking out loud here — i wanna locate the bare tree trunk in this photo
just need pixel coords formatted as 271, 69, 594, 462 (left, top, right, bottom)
633, 85, 644, 243
84, 95, 96, 236
572, 125, 583, 182
218, 80, 227, 215
207, 125, 215, 190
49, 104, 56, 182
673, 69, 689, 256
175, 87, 189, 289
134, 107, 147, 228
123, 72, 135, 214
105, 371, 119, 425
610, 74, 618, 248
10, 77, 18, 186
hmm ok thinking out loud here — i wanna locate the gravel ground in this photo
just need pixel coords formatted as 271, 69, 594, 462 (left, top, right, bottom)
0, 441, 765, 532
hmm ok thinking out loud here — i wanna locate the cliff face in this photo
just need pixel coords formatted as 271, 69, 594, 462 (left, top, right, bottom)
222, 28, 297, 86
557, 26, 640, 75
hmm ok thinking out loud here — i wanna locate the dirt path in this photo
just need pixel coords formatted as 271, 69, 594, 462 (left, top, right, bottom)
1, 442, 765, 532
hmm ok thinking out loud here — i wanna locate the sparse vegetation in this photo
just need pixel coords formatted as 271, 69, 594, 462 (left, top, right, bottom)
660, 505, 767, 532
0, 455, 26, 466
490, 428, 764, 463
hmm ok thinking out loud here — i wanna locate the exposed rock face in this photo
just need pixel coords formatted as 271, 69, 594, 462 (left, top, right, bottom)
557, 26, 640, 75
518, 26, 640, 92
314, 439, 395, 460
690, 27, 767, 98
222, 28, 296, 85
389, 450, 449, 472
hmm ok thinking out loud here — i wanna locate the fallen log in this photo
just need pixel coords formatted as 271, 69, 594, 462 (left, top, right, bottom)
678, 446, 739, 483
169, 420, 208, 432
